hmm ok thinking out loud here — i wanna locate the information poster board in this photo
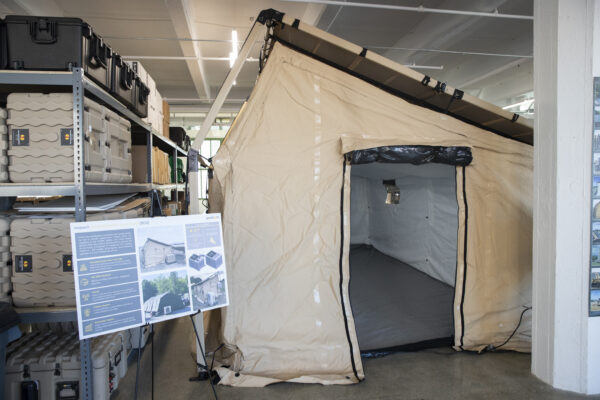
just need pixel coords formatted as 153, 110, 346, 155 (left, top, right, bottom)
70, 214, 229, 339
591, 77, 600, 317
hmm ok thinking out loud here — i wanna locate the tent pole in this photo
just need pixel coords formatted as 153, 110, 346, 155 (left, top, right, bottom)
187, 18, 267, 373
188, 21, 266, 215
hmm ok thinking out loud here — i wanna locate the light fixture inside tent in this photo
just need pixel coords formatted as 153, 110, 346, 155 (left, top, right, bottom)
383, 179, 400, 204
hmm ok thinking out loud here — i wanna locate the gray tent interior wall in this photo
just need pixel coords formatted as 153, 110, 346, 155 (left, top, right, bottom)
349, 157, 460, 351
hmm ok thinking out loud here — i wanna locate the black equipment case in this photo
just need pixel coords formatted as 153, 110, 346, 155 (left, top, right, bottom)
0, 19, 6, 70
134, 76, 149, 118
111, 54, 136, 110
5, 16, 113, 91
169, 127, 188, 149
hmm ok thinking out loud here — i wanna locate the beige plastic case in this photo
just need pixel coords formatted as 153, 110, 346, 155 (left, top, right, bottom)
7, 93, 132, 183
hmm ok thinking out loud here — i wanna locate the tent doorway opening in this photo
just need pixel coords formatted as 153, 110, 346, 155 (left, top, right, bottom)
348, 148, 468, 353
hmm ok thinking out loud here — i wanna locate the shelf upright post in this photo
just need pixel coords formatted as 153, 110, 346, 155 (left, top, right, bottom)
147, 131, 153, 184
72, 68, 94, 400
173, 147, 178, 205
72, 68, 87, 221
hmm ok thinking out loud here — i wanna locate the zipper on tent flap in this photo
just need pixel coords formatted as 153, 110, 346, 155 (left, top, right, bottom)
458, 165, 469, 350
339, 156, 360, 381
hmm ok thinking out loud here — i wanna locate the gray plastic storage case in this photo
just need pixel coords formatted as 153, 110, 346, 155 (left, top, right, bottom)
0, 108, 8, 182
5, 330, 127, 400
10, 203, 147, 307
0, 216, 10, 302
7, 93, 132, 183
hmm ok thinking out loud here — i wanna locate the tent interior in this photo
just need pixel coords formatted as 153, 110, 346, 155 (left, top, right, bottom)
349, 160, 459, 352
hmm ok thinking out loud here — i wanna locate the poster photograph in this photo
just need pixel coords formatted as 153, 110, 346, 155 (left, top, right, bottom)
142, 269, 191, 323
594, 130, 600, 152
591, 290, 600, 314
138, 225, 187, 273
594, 154, 600, 175
592, 268, 600, 290
185, 222, 229, 312
70, 214, 229, 339
592, 247, 600, 267
592, 77, 600, 317
593, 177, 600, 199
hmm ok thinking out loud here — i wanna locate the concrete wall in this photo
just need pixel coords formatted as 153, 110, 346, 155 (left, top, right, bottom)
532, 0, 600, 394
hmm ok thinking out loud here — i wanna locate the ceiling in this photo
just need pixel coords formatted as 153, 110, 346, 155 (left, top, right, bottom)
0, 0, 533, 113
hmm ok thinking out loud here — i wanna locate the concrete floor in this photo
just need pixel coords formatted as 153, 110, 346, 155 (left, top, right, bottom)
114, 318, 599, 400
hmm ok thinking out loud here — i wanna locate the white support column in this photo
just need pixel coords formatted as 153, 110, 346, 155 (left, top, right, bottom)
532, 0, 600, 394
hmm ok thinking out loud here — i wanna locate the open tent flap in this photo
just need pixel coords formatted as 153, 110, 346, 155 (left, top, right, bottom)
350, 162, 459, 286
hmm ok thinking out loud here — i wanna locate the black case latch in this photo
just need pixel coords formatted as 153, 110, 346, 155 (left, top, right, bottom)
30, 18, 57, 44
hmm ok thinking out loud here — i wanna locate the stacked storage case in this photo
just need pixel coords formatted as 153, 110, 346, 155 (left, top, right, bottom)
7, 93, 132, 183
0, 108, 7, 182
112, 55, 149, 118
5, 330, 128, 400
111, 54, 136, 111
105, 108, 133, 183
0, 216, 10, 302
3, 16, 155, 117
169, 127, 190, 150
129, 325, 151, 350
10, 198, 149, 307
129, 61, 163, 134
5, 16, 113, 92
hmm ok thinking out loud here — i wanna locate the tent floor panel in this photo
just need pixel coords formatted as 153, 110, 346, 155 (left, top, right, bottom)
349, 245, 455, 352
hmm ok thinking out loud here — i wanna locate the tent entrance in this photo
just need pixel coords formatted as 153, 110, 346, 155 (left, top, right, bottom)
347, 146, 471, 353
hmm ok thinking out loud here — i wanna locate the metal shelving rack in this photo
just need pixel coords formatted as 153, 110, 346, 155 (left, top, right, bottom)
0, 69, 186, 399
145, 129, 187, 207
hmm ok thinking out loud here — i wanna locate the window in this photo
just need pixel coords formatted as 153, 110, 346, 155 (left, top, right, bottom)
199, 138, 223, 211
169, 112, 236, 212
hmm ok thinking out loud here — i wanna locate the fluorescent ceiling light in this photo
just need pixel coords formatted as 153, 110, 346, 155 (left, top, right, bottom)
502, 99, 534, 111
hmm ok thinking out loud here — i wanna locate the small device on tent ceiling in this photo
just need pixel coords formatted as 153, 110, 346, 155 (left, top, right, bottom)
383, 179, 400, 204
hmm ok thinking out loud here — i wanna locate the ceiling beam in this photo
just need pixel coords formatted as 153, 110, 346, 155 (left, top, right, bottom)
281, 0, 533, 20
457, 57, 530, 89
2, 0, 64, 16
382, 0, 510, 64
164, 0, 211, 99
301, 3, 326, 25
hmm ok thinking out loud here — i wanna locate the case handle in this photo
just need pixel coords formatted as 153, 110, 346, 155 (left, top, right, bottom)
29, 18, 57, 44
88, 34, 107, 69
55, 381, 79, 400
20, 381, 39, 400
119, 64, 133, 90
137, 79, 149, 105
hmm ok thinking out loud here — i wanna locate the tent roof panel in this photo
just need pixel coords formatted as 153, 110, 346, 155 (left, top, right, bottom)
260, 11, 533, 145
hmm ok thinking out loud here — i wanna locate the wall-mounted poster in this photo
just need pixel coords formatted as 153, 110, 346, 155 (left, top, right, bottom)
70, 214, 229, 339
591, 77, 600, 316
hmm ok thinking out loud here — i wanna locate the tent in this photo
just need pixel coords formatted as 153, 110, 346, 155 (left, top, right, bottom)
206, 10, 533, 387
143, 291, 184, 317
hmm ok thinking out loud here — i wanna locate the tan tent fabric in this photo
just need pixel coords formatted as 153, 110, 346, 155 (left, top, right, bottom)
270, 14, 533, 145
208, 41, 532, 386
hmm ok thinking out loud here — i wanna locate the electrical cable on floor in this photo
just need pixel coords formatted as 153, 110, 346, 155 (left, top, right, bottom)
211, 343, 225, 372
190, 314, 219, 400
488, 306, 532, 351
134, 325, 143, 400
